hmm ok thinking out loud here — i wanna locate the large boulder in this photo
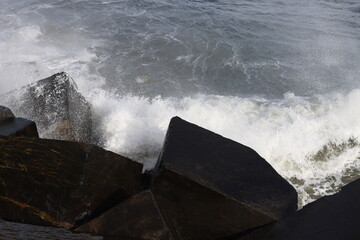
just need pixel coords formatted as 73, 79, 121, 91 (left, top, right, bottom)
0, 137, 143, 229
0, 105, 14, 123
75, 190, 175, 240
0, 72, 91, 142
0, 117, 38, 137
238, 178, 360, 240
151, 117, 298, 240
0, 105, 39, 137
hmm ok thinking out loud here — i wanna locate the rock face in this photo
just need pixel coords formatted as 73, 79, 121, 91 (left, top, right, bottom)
76, 190, 175, 240
0, 137, 143, 229
0, 117, 39, 137
0, 105, 38, 137
1, 72, 91, 142
0, 105, 15, 123
151, 117, 298, 240
0, 219, 103, 240
238, 178, 360, 240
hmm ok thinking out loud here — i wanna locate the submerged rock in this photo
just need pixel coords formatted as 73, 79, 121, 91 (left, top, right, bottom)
1, 72, 91, 142
238, 178, 360, 240
151, 117, 297, 240
0, 105, 15, 123
0, 137, 143, 229
75, 190, 175, 240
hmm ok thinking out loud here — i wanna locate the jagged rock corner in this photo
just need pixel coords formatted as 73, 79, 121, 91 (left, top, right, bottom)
1, 72, 91, 142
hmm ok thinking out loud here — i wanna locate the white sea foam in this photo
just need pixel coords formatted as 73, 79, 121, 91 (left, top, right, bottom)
0, 22, 103, 93
86, 89, 360, 207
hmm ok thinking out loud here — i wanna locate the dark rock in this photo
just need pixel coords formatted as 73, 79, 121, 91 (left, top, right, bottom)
0, 219, 103, 240
75, 190, 175, 240
151, 117, 297, 240
0, 105, 15, 123
0, 137, 143, 229
0, 117, 38, 137
1, 72, 91, 142
237, 178, 360, 240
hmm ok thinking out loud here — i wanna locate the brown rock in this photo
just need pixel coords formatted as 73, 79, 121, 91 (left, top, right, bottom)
0, 117, 38, 137
1, 72, 91, 142
0, 137, 143, 228
76, 190, 175, 240
151, 117, 298, 240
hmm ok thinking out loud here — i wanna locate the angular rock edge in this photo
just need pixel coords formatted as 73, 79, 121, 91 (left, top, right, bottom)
0, 105, 15, 123
235, 178, 360, 240
0, 136, 143, 229
149, 116, 298, 240
75, 190, 175, 240
0, 72, 91, 142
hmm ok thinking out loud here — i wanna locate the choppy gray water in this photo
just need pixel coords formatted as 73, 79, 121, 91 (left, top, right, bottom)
1, 0, 360, 207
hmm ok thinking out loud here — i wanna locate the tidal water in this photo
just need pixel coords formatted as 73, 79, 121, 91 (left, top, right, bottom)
1, 0, 360, 207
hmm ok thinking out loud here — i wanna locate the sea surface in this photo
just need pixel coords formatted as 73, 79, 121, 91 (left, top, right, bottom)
1, 0, 360, 207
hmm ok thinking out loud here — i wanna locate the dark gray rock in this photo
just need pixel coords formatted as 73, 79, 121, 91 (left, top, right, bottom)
151, 117, 298, 240
237, 178, 360, 240
0, 105, 15, 123
75, 190, 175, 240
0, 219, 103, 240
0, 117, 38, 137
0, 137, 143, 229
1, 72, 91, 142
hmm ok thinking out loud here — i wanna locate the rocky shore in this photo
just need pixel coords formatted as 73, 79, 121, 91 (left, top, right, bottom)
0, 73, 359, 240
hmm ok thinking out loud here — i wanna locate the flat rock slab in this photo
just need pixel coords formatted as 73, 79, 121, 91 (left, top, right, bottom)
0, 105, 15, 123
151, 117, 297, 240
238, 178, 360, 240
76, 190, 175, 240
0, 117, 38, 137
1, 72, 91, 142
0, 219, 103, 240
0, 137, 143, 229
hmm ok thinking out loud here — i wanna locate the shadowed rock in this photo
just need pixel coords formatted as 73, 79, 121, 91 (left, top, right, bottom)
75, 190, 175, 240
0, 219, 103, 240
1, 72, 91, 142
0, 105, 14, 123
0, 137, 143, 229
0, 117, 38, 137
237, 178, 360, 240
151, 117, 297, 240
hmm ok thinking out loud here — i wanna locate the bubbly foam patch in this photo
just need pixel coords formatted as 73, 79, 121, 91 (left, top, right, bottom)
86, 89, 360, 207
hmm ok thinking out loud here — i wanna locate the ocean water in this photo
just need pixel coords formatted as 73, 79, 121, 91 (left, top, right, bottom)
1, 0, 360, 207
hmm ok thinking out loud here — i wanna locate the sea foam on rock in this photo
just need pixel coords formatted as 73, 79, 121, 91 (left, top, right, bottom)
150, 117, 298, 240
1, 72, 91, 142
0, 136, 143, 229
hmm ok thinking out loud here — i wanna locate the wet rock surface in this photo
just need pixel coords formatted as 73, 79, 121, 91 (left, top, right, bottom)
1, 72, 91, 142
0, 219, 102, 240
0, 105, 15, 123
0, 117, 38, 137
237, 178, 360, 240
0, 137, 143, 229
76, 190, 175, 240
151, 117, 297, 240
